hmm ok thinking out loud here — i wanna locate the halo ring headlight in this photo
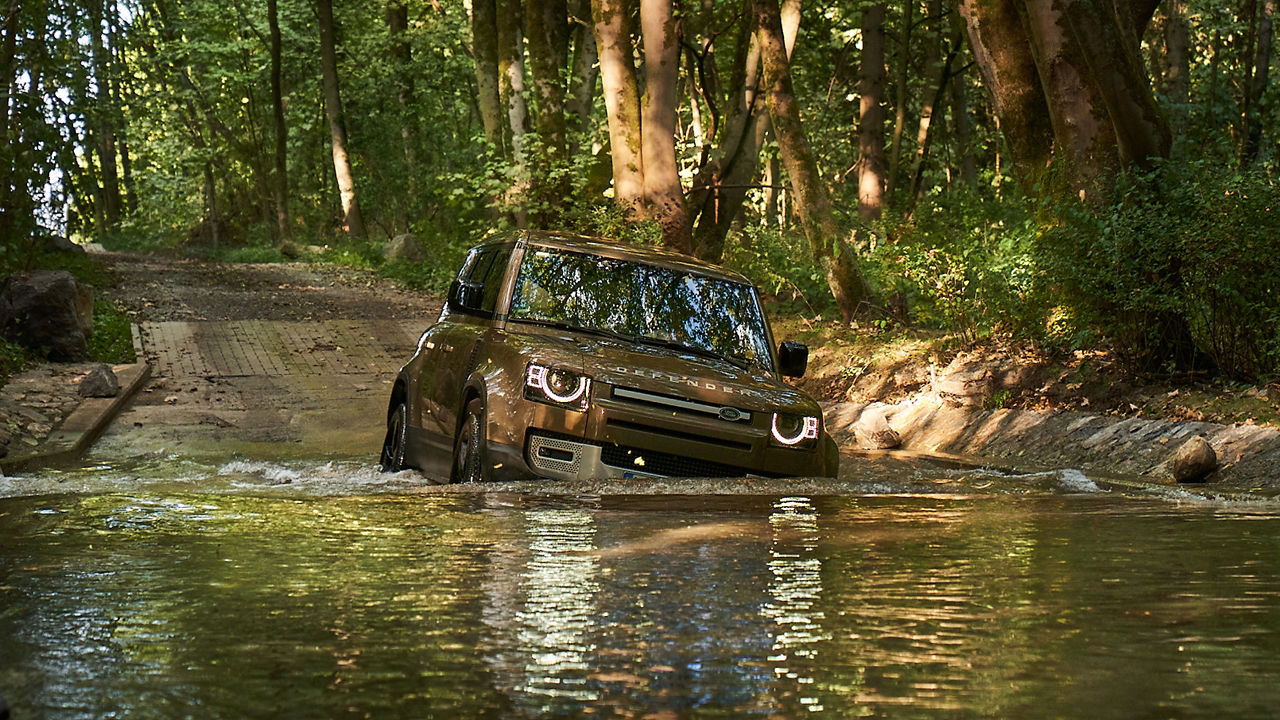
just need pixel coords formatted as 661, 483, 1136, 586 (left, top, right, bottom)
771, 413, 819, 446
526, 364, 591, 410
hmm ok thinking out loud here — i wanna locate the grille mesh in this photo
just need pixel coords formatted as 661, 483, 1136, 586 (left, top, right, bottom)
600, 444, 748, 478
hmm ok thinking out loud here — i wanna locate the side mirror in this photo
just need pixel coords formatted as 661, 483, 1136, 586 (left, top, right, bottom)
448, 279, 483, 312
778, 341, 808, 378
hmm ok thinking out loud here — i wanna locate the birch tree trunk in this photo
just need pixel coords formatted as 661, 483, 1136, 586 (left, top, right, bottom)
317, 0, 366, 238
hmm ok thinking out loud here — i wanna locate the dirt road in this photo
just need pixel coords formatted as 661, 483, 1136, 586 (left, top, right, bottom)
93, 252, 443, 466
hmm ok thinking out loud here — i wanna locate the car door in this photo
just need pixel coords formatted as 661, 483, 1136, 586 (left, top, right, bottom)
424, 244, 513, 444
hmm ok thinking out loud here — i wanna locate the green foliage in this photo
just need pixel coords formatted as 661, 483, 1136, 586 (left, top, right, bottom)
872, 190, 1046, 342
1040, 161, 1280, 378
0, 339, 34, 389
87, 297, 137, 364
721, 227, 832, 316
211, 245, 289, 264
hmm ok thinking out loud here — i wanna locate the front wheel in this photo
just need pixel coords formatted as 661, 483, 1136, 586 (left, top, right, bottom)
452, 398, 490, 483
379, 402, 408, 472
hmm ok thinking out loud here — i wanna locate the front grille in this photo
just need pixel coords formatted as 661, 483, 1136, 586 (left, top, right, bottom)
605, 418, 753, 452
600, 444, 750, 478
612, 386, 752, 424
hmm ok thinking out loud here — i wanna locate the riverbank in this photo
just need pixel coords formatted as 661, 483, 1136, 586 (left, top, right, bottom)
5, 250, 1278, 489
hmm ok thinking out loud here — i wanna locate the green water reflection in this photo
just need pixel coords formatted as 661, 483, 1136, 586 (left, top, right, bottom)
2, 492, 1279, 718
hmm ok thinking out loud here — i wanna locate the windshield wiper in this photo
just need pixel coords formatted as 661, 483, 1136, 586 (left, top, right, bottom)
509, 317, 639, 345
511, 317, 754, 372
631, 335, 753, 372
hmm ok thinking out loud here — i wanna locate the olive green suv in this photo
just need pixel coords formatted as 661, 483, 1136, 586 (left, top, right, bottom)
380, 231, 838, 481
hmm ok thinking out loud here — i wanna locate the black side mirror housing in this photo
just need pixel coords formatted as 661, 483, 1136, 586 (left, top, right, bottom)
447, 279, 483, 312
778, 341, 808, 378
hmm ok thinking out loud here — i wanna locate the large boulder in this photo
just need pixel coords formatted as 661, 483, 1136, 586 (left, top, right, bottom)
1167, 436, 1218, 483
1, 270, 94, 361
382, 233, 426, 262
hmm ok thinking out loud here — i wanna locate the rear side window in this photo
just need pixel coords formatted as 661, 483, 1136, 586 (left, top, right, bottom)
459, 245, 512, 316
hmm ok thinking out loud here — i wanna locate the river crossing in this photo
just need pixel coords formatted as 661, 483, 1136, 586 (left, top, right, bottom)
3, 455, 1279, 718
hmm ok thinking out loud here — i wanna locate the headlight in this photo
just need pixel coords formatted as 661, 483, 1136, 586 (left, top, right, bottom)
525, 363, 591, 411
771, 413, 819, 448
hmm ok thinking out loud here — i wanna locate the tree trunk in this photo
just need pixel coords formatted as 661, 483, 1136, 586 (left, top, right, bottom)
956, 0, 1053, 185
639, 0, 692, 253
906, 2, 960, 208
949, 9, 977, 187
496, 0, 528, 225
387, 0, 416, 230
566, 0, 600, 138
592, 0, 645, 213
0, 0, 20, 243
858, 3, 887, 220
1164, 0, 1190, 109
471, 0, 503, 147
689, 0, 798, 261
268, 0, 290, 242
526, 0, 570, 159
317, 0, 366, 238
90, 0, 122, 231
1242, 0, 1274, 164
756, 0, 876, 322
886, 0, 913, 197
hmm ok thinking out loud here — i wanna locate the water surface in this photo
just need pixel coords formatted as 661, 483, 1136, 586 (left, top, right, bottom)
2, 461, 1279, 718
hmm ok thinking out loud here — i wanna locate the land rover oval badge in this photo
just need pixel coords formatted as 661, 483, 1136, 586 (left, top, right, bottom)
719, 407, 743, 421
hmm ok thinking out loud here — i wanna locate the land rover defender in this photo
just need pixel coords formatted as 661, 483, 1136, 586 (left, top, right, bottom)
379, 231, 838, 481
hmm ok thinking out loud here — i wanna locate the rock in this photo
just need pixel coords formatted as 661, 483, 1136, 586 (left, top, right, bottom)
78, 364, 120, 398
854, 405, 902, 449
933, 355, 995, 407
45, 234, 86, 255
382, 233, 426, 262
1, 270, 93, 361
1168, 436, 1217, 483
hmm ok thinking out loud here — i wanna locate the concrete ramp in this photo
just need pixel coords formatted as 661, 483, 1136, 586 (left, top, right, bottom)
89, 320, 429, 464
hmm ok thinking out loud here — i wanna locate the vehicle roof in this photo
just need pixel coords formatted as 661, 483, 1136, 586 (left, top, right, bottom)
477, 230, 754, 285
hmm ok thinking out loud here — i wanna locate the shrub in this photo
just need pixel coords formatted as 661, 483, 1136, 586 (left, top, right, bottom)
1039, 161, 1280, 378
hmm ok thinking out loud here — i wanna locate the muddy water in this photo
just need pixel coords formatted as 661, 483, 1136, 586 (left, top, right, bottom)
2, 461, 1280, 718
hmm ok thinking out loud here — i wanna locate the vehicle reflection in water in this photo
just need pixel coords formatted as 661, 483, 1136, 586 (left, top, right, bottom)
763, 497, 829, 713
482, 506, 601, 709
2, 478, 1280, 718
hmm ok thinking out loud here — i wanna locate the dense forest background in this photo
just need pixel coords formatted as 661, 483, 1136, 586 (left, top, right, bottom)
1, 0, 1277, 379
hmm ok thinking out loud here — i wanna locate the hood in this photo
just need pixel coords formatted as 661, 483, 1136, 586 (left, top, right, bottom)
508, 326, 818, 415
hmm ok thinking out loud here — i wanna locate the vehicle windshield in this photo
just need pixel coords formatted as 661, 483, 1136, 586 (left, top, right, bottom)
509, 247, 774, 371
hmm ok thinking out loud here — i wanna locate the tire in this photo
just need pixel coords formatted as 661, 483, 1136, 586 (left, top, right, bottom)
379, 402, 408, 472
452, 398, 490, 483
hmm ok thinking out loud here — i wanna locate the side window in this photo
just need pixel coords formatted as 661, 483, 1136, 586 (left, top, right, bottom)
479, 247, 512, 314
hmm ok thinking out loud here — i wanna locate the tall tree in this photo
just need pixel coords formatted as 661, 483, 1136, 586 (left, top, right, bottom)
592, 0, 648, 218
1242, 0, 1275, 164
858, 3, 887, 220
639, 0, 691, 252
471, 0, 503, 147
755, 0, 876, 321
268, 0, 290, 242
959, 0, 1170, 194
317, 0, 366, 237
387, 0, 416, 229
